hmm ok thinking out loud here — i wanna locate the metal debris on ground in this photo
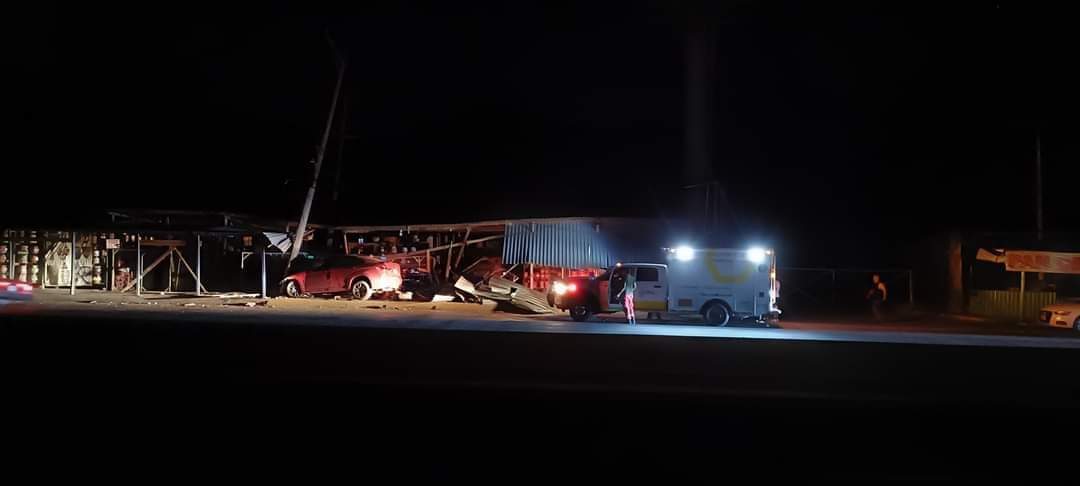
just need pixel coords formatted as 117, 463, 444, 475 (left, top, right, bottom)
454, 276, 555, 314
216, 292, 262, 299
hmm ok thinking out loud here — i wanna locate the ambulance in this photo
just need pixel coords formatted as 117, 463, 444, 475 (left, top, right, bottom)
550, 246, 779, 325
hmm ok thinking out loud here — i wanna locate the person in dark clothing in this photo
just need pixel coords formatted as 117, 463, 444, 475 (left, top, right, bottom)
866, 274, 888, 321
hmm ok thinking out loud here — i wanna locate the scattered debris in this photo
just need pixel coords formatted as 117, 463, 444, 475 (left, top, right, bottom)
397, 291, 414, 301
452, 275, 555, 314
333, 295, 341, 300
453, 277, 477, 295
223, 301, 265, 307
401, 269, 437, 302
431, 305, 438, 310
85, 300, 98, 304
215, 292, 261, 299
432, 294, 456, 303
182, 302, 197, 307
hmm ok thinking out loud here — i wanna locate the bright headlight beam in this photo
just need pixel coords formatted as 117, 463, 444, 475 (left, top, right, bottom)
747, 247, 767, 264
674, 246, 695, 261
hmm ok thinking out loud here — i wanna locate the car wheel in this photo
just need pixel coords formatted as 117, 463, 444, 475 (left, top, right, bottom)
351, 280, 373, 300
282, 280, 302, 298
703, 302, 731, 326
1074, 317, 1080, 332
570, 305, 591, 322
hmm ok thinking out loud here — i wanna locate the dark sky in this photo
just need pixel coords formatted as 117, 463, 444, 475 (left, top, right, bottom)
12, 1, 1080, 253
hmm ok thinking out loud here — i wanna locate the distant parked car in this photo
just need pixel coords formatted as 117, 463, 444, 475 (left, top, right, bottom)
0, 279, 33, 302
1038, 299, 1080, 331
280, 255, 402, 300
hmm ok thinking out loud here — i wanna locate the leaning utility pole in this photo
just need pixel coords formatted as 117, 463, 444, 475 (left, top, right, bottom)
288, 34, 347, 267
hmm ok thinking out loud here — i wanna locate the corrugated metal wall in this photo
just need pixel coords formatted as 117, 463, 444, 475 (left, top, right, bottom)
968, 290, 1056, 322
502, 221, 615, 269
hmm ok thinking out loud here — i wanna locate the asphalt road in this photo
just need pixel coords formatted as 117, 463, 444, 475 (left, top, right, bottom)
4, 302, 1080, 479
7, 299, 1079, 348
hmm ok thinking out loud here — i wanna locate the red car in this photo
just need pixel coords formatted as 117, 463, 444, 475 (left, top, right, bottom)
0, 279, 34, 302
280, 255, 402, 300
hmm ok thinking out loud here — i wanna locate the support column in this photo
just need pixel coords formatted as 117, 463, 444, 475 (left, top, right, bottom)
168, 248, 175, 292
1018, 271, 1026, 322
136, 235, 142, 296
109, 248, 115, 292
259, 242, 267, 298
196, 234, 202, 296
444, 233, 454, 281
69, 231, 76, 295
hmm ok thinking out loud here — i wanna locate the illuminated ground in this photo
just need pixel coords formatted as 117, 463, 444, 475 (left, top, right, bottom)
6, 289, 1078, 349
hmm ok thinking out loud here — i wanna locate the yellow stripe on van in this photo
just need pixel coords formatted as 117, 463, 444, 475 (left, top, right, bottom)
635, 300, 666, 311
705, 250, 753, 284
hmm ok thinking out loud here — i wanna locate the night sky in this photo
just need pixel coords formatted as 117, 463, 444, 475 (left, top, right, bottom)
12, 1, 1080, 263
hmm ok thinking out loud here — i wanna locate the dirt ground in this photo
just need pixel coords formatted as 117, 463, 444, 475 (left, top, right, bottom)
22, 288, 558, 322
15, 288, 1077, 339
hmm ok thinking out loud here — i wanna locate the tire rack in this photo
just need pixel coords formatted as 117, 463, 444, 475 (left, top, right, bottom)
2, 230, 43, 285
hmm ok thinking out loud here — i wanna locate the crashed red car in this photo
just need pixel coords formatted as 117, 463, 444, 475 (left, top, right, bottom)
0, 279, 34, 302
280, 255, 402, 300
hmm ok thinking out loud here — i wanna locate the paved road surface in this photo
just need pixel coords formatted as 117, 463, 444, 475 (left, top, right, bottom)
5, 297, 1078, 349
5, 298, 1080, 479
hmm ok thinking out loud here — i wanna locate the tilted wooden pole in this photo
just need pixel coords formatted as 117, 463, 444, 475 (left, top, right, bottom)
288, 36, 347, 268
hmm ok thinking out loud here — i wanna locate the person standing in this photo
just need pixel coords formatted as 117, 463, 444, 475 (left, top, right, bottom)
866, 274, 888, 321
617, 269, 637, 325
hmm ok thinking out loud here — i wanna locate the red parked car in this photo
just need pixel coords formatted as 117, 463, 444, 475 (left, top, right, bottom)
0, 279, 33, 302
280, 255, 402, 300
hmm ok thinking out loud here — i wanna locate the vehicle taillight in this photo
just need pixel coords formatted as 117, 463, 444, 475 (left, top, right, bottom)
16, 283, 32, 293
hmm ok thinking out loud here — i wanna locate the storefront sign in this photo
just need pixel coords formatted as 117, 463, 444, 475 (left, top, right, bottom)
1005, 251, 1080, 275
105, 239, 120, 249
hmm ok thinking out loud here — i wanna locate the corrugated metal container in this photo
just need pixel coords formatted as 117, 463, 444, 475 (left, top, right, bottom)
502, 221, 612, 269
501, 219, 667, 269
969, 290, 1056, 322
